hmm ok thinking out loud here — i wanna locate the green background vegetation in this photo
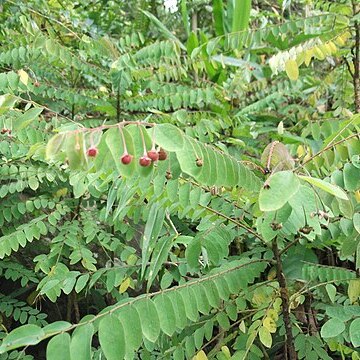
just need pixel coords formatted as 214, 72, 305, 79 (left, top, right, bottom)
0, 0, 359, 359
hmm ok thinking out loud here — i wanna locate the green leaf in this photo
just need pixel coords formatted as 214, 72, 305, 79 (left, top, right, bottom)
46, 133, 66, 160
155, 123, 184, 151
70, 323, 94, 360
0, 324, 45, 353
47, 333, 71, 360
285, 59, 299, 81
154, 294, 177, 336
141, 203, 165, 278
344, 163, 360, 191
232, 0, 251, 33
259, 326, 272, 348
141, 10, 186, 50
104, 127, 136, 177
14, 107, 43, 131
213, 0, 225, 36
325, 284, 336, 303
148, 235, 175, 290
75, 273, 89, 293
259, 171, 300, 211
320, 318, 345, 338
349, 318, 360, 347
117, 305, 142, 352
134, 299, 161, 342
43, 321, 72, 335
299, 175, 348, 200
98, 315, 125, 360
354, 213, 360, 234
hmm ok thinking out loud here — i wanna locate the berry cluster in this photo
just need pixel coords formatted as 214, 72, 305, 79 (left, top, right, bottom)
85, 125, 168, 167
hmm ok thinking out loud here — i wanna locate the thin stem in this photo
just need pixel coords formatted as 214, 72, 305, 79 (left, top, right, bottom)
118, 125, 128, 154
272, 238, 297, 360
200, 204, 264, 241
295, 132, 360, 171
138, 124, 147, 155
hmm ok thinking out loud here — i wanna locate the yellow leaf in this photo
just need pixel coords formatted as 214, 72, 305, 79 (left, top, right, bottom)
193, 350, 208, 360
259, 326, 272, 348
119, 277, 131, 294
267, 309, 279, 322
267, 266, 277, 280
126, 253, 137, 265
355, 190, 360, 203
221, 346, 231, 358
263, 316, 277, 333
348, 279, 360, 304
304, 49, 313, 66
285, 59, 299, 81
18, 69, 29, 86
313, 46, 325, 60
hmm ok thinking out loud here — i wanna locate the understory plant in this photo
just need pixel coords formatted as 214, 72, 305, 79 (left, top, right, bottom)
0, 0, 359, 359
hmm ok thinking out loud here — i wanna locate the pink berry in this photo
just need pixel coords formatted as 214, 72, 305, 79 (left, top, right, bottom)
139, 156, 152, 167
121, 154, 133, 165
87, 147, 98, 157
147, 150, 159, 161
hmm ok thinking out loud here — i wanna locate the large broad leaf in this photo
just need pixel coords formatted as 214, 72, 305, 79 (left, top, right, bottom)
154, 123, 184, 151
350, 318, 360, 347
98, 315, 125, 360
117, 305, 142, 353
154, 294, 177, 336
70, 323, 94, 360
213, 0, 225, 36
259, 171, 300, 211
134, 299, 161, 343
104, 127, 136, 177
232, 0, 251, 33
299, 175, 348, 200
320, 318, 345, 338
0, 324, 45, 353
47, 333, 71, 360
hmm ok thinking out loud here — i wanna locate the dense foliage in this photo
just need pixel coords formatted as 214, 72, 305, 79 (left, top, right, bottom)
0, 0, 359, 359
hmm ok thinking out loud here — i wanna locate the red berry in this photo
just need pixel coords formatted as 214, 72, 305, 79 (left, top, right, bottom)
139, 156, 152, 167
34, 81, 40, 87
147, 150, 159, 161
121, 154, 133, 165
87, 147, 98, 157
1, 129, 7, 134
158, 148, 167, 161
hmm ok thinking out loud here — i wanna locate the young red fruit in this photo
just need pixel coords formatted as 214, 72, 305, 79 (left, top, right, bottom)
139, 156, 152, 167
158, 148, 167, 161
1, 129, 7, 134
121, 154, 133, 165
87, 147, 98, 157
147, 150, 159, 161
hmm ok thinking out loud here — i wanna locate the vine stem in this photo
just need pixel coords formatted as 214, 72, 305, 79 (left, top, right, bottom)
34, 259, 269, 341
272, 238, 297, 360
